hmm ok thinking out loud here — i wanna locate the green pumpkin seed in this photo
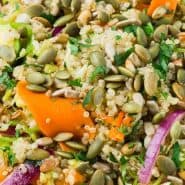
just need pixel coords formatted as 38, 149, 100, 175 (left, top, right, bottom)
144, 70, 159, 96
56, 151, 73, 159
105, 175, 114, 185
61, 0, 72, 8
170, 121, 181, 142
90, 51, 106, 67
54, 78, 68, 89
104, 75, 126, 82
177, 69, 185, 84
71, 0, 81, 12
152, 6, 167, 19
26, 148, 49, 160
116, 19, 141, 28
64, 22, 80, 36
54, 14, 74, 27
122, 102, 142, 114
168, 25, 180, 37
136, 27, 148, 47
37, 48, 57, 64
111, 14, 126, 21
139, 11, 150, 24
93, 87, 105, 106
43, 75, 53, 87
26, 4, 44, 17
0, 45, 16, 63
106, 83, 122, 89
157, 155, 176, 175
134, 74, 142, 92
118, 67, 134, 77
54, 132, 74, 142
89, 170, 105, 185
26, 72, 46, 85
65, 141, 86, 151
104, 0, 119, 9
33, 17, 52, 27
149, 43, 160, 59
167, 176, 183, 185
135, 44, 151, 63
98, 11, 109, 23
154, 15, 173, 25
152, 112, 166, 124
153, 25, 168, 42
55, 70, 70, 80
87, 136, 105, 159
172, 82, 185, 100
76, 162, 91, 173
26, 84, 47, 92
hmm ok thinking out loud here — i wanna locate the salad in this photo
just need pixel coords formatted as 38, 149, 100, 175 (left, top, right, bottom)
0, 0, 185, 184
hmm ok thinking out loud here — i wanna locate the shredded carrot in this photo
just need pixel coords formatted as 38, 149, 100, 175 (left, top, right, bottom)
147, 0, 178, 16
122, 115, 133, 127
0, 153, 8, 182
59, 142, 75, 152
108, 127, 124, 142
16, 81, 94, 137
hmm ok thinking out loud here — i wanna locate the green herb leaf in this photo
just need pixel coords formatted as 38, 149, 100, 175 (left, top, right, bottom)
143, 22, 154, 37
90, 65, 107, 82
123, 25, 138, 35
172, 142, 181, 168
114, 48, 134, 66
83, 89, 93, 107
68, 79, 82, 87
0, 66, 16, 89
40, 13, 56, 24
109, 153, 117, 163
115, 35, 122, 40
73, 151, 87, 161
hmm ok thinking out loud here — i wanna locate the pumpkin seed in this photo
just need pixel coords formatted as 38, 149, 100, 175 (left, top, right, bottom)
93, 87, 105, 106
54, 14, 74, 27
37, 48, 57, 64
144, 70, 159, 96
92, 162, 111, 173
153, 25, 168, 42
129, 52, 142, 67
0, 45, 16, 63
71, 0, 81, 12
54, 79, 68, 89
64, 22, 80, 36
118, 67, 134, 77
134, 74, 142, 91
152, 112, 166, 124
105, 175, 114, 185
26, 72, 46, 85
167, 176, 183, 185
157, 155, 176, 175
149, 43, 160, 59
76, 162, 91, 173
172, 82, 185, 100
26, 4, 44, 17
55, 70, 70, 80
43, 75, 53, 88
139, 11, 150, 24
116, 19, 141, 28
26, 84, 47, 92
104, 75, 126, 82
106, 82, 121, 89
154, 15, 173, 25
87, 136, 105, 159
122, 102, 142, 114
65, 141, 86, 151
111, 14, 126, 21
89, 170, 105, 185
36, 137, 53, 146
33, 17, 51, 27
98, 11, 109, 23
168, 25, 180, 37
54, 132, 74, 142
170, 121, 181, 142
147, 100, 159, 114
61, 0, 72, 8
56, 151, 73, 159
177, 69, 185, 84
26, 148, 49, 160
135, 44, 151, 63
90, 51, 106, 67
136, 27, 148, 47
104, 0, 119, 9
152, 6, 167, 19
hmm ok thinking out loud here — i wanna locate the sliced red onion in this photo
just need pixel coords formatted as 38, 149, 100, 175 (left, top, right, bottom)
0, 126, 16, 136
139, 110, 185, 185
52, 26, 63, 37
1, 164, 39, 185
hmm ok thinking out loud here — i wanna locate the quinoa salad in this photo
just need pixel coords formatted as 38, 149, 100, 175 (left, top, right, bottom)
0, 0, 185, 185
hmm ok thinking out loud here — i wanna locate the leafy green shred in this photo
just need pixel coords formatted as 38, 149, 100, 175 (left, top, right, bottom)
123, 25, 138, 35
114, 48, 134, 66
0, 66, 16, 89
73, 151, 87, 161
143, 22, 154, 37
172, 142, 181, 168
83, 88, 93, 108
153, 41, 175, 79
89, 65, 108, 82
68, 79, 82, 87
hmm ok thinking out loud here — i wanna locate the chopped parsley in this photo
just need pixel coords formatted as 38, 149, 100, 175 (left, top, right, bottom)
114, 48, 134, 66
89, 65, 107, 82
68, 79, 82, 87
172, 142, 181, 168
143, 22, 154, 37
0, 66, 16, 89
115, 35, 122, 40
123, 25, 138, 35
83, 89, 93, 108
